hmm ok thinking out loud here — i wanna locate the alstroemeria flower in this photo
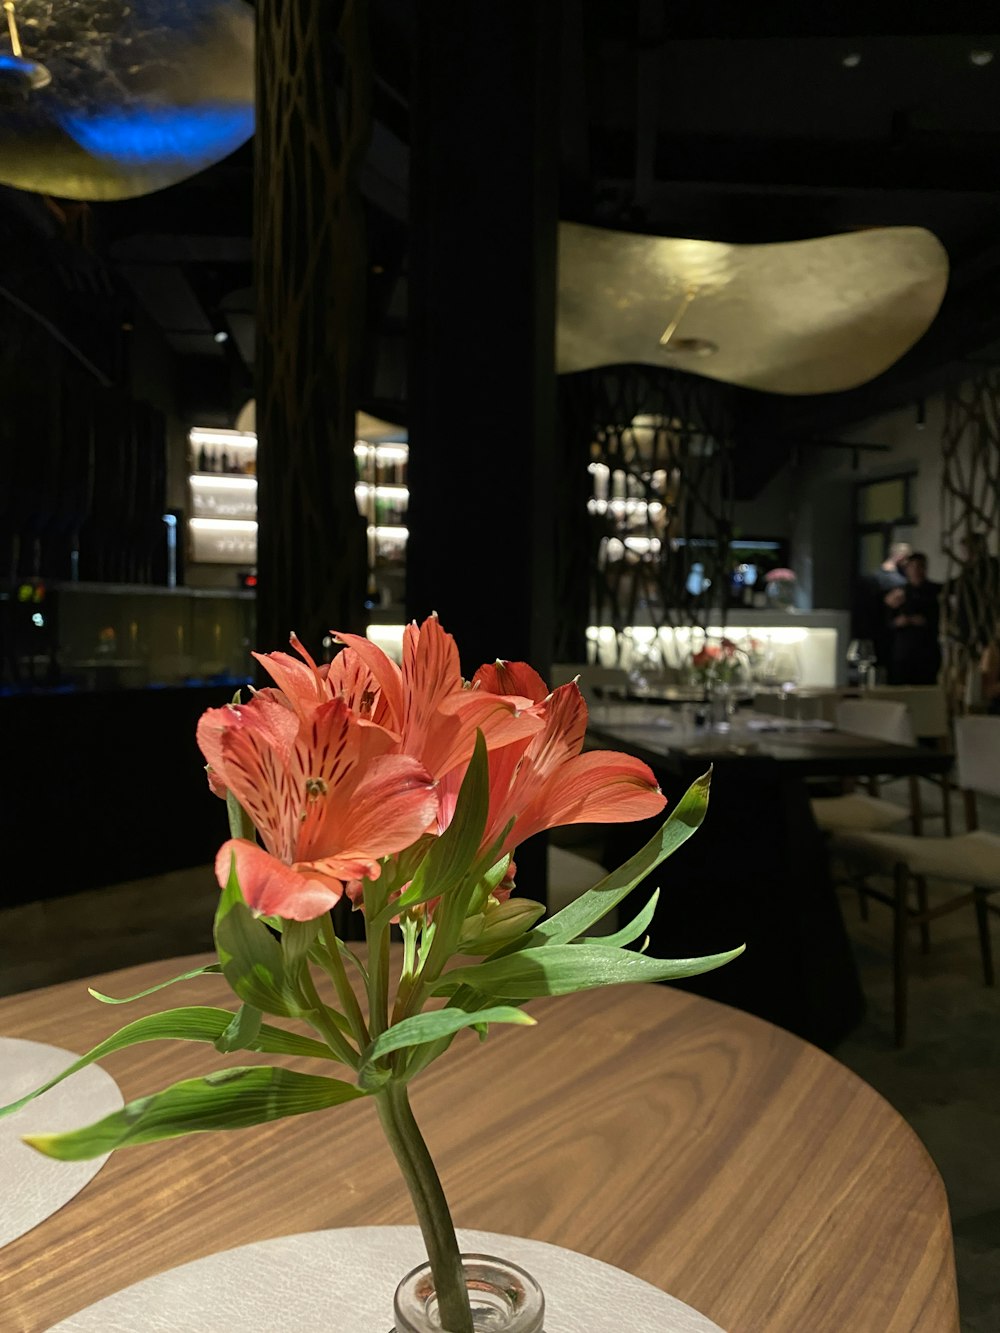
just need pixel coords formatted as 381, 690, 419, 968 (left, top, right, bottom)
197, 689, 437, 920
250, 632, 395, 731
331, 615, 544, 780
452, 662, 665, 858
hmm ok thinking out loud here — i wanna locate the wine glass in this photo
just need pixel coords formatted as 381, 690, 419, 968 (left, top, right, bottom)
756, 645, 801, 728
846, 638, 876, 690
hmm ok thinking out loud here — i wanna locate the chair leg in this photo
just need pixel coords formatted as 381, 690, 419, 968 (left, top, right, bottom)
908, 774, 923, 836
915, 876, 931, 955
974, 888, 995, 987
941, 774, 952, 837
893, 863, 910, 1047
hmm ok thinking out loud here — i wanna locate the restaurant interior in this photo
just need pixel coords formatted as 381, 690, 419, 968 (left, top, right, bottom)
1, 4, 999, 1331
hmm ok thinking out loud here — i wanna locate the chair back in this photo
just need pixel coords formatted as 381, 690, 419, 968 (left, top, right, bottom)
835, 699, 915, 746
954, 716, 1000, 798
551, 662, 628, 704
865, 686, 949, 739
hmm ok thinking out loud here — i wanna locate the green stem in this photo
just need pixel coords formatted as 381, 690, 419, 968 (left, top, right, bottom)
298, 968, 360, 1069
376, 1082, 472, 1333
364, 881, 390, 1039
319, 914, 370, 1047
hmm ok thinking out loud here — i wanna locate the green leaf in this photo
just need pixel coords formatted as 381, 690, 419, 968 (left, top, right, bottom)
533, 770, 712, 946
88, 964, 223, 1005
23, 1066, 366, 1161
214, 1003, 263, 1053
0, 1006, 337, 1121
363, 1005, 535, 1065
400, 986, 503, 1081
226, 789, 255, 841
282, 919, 321, 974
462, 853, 513, 920
214, 856, 305, 1017
383, 731, 490, 921
585, 889, 659, 950
433, 940, 744, 1000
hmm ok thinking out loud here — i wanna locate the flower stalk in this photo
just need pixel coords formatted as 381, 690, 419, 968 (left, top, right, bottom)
375, 1081, 473, 1333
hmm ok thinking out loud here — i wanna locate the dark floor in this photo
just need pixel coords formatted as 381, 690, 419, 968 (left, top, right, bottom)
1, 782, 997, 1331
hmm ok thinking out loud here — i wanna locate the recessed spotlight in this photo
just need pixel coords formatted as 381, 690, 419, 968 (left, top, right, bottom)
969, 49, 994, 67
660, 337, 718, 358
371, 263, 385, 274
842, 52, 862, 68
213, 330, 229, 344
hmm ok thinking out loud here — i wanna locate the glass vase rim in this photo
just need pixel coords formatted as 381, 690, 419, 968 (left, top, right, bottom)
393, 1250, 545, 1333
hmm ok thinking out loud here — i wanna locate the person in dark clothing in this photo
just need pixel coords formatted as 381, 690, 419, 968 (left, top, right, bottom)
854, 542, 910, 673
885, 552, 941, 685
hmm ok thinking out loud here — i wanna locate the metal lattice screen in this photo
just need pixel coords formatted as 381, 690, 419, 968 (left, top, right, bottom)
940, 370, 1000, 710
556, 365, 736, 667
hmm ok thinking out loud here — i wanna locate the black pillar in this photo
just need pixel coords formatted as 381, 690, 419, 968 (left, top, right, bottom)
405, 1, 559, 683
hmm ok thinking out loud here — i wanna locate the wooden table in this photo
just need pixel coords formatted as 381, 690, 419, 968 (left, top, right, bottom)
0, 955, 958, 1332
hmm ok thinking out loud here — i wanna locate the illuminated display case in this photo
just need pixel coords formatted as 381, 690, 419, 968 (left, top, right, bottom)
185, 425, 409, 609
354, 437, 409, 612
187, 428, 258, 566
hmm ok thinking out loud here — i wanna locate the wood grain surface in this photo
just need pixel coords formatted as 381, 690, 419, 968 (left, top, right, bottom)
0, 954, 958, 1333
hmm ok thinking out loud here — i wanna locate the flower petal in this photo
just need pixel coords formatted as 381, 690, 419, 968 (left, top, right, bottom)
472, 660, 549, 703
326, 649, 395, 729
215, 839, 344, 921
330, 630, 405, 729
307, 754, 439, 866
197, 692, 300, 852
253, 634, 332, 717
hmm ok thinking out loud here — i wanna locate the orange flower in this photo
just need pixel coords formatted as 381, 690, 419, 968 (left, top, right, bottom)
197, 681, 437, 922
330, 616, 543, 780
462, 662, 666, 858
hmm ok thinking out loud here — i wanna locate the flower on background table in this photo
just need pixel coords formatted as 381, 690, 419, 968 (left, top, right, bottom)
763, 567, 797, 585
689, 637, 748, 688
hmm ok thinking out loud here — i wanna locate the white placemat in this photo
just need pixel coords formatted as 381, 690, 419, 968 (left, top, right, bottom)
49, 1226, 726, 1332
0, 1036, 123, 1248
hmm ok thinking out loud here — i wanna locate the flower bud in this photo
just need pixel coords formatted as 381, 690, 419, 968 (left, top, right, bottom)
457, 897, 545, 954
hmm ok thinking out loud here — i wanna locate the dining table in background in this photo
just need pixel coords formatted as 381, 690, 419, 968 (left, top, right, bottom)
586, 704, 954, 1048
0, 954, 959, 1333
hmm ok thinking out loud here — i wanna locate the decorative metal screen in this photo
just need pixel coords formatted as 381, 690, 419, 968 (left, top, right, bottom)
940, 371, 1000, 710
556, 365, 736, 668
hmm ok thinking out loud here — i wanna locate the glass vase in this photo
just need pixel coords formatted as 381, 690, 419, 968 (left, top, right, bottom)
707, 681, 735, 731
391, 1253, 545, 1333
766, 579, 796, 609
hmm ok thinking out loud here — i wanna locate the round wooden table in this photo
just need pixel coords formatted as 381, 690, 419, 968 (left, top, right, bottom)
0, 954, 958, 1332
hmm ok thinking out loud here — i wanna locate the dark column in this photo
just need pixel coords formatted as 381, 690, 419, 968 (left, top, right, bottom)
405, 1, 559, 683
254, 0, 372, 658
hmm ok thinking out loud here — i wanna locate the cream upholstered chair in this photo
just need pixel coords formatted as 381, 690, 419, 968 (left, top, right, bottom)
810, 699, 916, 835
865, 685, 953, 834
833, 716, 1000, 1045
546, 846, 616, 936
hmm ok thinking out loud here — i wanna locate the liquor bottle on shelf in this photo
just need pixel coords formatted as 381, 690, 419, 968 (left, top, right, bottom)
220, 448, 230, 473
197, 443, 208, 473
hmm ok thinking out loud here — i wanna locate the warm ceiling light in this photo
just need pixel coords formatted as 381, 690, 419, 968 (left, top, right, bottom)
842, 52, 862, 68
213, 329, 229, 344
969, 49, 994, 66
660, 337, 718, 358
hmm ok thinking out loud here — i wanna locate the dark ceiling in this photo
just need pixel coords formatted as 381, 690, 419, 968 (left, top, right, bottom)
6, 2, 1000, 485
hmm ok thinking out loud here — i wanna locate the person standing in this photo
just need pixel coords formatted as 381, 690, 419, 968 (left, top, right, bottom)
853, 541, 911, 673
885, 552, 942, 685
